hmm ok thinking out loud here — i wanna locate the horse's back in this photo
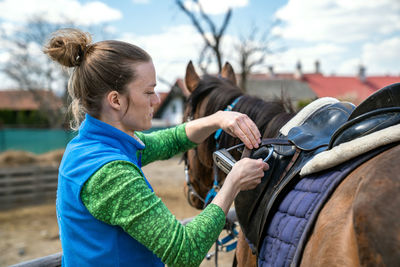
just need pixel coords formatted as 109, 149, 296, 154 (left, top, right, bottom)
301, 144, 400, 267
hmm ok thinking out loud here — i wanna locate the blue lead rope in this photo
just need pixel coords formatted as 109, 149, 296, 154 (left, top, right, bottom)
204, 96, 243, 208
214, 96, 243, 144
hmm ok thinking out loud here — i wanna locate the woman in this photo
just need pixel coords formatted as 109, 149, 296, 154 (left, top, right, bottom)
44, 28, 268, 267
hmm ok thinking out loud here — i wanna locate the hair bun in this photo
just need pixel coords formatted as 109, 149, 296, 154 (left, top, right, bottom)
44, 28, 92, 67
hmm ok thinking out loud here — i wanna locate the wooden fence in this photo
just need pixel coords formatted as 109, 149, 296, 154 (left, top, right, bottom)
0, 165, 58, 210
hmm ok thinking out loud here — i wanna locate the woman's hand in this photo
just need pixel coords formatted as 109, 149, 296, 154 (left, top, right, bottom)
211, 158, 268, 214
185, 110, 261, 148
215, 111, 261, 149
227, 158, 269, 192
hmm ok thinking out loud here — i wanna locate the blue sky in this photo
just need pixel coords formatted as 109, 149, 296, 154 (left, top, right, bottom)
0, 0, 399, 92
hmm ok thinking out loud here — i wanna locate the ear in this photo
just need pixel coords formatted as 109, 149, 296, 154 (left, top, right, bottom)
105, 91, 122, 110
221, 62, 237, 86
185, 60, 200, 93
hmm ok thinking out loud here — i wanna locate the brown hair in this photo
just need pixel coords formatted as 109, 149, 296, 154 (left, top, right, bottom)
43, 28, 151, 129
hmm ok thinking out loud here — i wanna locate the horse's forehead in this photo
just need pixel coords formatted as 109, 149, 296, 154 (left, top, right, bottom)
196, 94, 211, 118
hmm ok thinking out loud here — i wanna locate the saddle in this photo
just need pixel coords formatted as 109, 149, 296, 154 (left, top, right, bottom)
233, 99, 355, 252
330, 82, 400, 148
231, 82, 400, 255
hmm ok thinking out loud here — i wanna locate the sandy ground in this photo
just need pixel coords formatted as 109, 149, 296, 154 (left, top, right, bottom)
0, 156, 235, 267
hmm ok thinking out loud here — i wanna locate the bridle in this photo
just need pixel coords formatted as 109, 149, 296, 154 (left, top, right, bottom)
182, 111, 209, 208
183, 96, 243, 209
183, 149, 206, 206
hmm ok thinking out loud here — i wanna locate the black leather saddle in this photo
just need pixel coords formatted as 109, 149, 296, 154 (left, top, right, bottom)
232, 82, 400, 254
234, 100, 355, 253
330, 82, 400, 148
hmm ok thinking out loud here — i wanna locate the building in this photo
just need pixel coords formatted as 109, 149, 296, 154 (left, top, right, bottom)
0, 90, 63, 126
246, 62, 400, 106
153, 79, 190, 127
152, 62, 400, 128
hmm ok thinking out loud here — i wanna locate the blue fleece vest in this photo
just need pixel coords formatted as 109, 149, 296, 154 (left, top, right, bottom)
57, 114, 164, 267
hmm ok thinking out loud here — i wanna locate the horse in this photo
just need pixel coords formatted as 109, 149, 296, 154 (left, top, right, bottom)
182, 61, 400, 267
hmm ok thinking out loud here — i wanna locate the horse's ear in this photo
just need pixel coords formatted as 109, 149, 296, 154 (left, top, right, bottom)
185, 61, 200, 93
221, 62, 237, 86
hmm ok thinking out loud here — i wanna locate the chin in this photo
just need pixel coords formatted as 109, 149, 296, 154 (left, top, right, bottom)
143, 122, 152, 131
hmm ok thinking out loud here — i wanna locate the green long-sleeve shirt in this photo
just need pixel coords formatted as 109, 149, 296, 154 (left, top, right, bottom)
81, 124, 226, 267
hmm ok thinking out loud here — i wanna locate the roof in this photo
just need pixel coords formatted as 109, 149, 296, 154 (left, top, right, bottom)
246, 79, 317, 102
154, 79, 188, 117
0, 90, 63, 111
303, 74, 400, 105
248, 73, 296, 80
154, 92, 169, 114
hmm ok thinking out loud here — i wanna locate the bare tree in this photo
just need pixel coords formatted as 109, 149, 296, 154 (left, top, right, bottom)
235, 23, 281, 91
176, 0, 232, 73
1, 16, 110, 127
176, 1, 281, 93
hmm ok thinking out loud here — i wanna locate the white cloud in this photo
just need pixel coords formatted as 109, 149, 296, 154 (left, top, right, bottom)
336, 58, 362, 75
0, 52, 10, 63
362, 37, 400, 75
335, 37, 400, 75
273, 0, 400, 43
120, 25, 205, 92
269, 0, 400, 75
183, 0, 248, 15
0, 0, 122, 25
119, 24, 254, 92
267, 43, 348, 74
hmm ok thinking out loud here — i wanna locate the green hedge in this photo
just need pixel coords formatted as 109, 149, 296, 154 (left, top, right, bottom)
0, 110, 49, 127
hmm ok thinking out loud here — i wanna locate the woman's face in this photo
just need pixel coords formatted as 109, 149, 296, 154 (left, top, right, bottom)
121, 61, 160, 133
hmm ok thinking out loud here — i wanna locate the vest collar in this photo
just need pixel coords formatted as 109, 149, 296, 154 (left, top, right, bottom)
80, 114, 145, 156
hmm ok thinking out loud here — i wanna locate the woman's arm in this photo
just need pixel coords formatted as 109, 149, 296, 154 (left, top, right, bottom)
185, 110, 261, 149
136, 123, 197, 166
136, 110, 262, 165
81, 161, 225, 267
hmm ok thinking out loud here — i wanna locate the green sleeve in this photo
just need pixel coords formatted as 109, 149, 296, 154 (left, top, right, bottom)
135, 123, 197, 166
81, 160, 225, 267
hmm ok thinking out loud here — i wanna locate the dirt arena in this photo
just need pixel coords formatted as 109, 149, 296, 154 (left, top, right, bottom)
0, 155, 235, 266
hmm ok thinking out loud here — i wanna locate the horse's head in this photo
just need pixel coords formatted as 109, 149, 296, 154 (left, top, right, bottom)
182, 61, 294, 209
183, 61, 242, 209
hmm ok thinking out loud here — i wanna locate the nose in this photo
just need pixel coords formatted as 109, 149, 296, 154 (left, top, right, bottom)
152, 93, 161, 106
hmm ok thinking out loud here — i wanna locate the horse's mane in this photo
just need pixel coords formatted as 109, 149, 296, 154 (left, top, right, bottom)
187, 75, 295, 161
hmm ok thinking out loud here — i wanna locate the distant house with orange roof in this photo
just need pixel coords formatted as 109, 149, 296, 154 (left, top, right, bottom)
299, 64, 400, 105
0, 90, 63, 126
245, 62, 400, 106
0, 90, 62, 110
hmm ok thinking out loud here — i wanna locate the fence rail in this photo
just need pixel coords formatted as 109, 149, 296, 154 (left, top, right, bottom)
0, 165, 58, 209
